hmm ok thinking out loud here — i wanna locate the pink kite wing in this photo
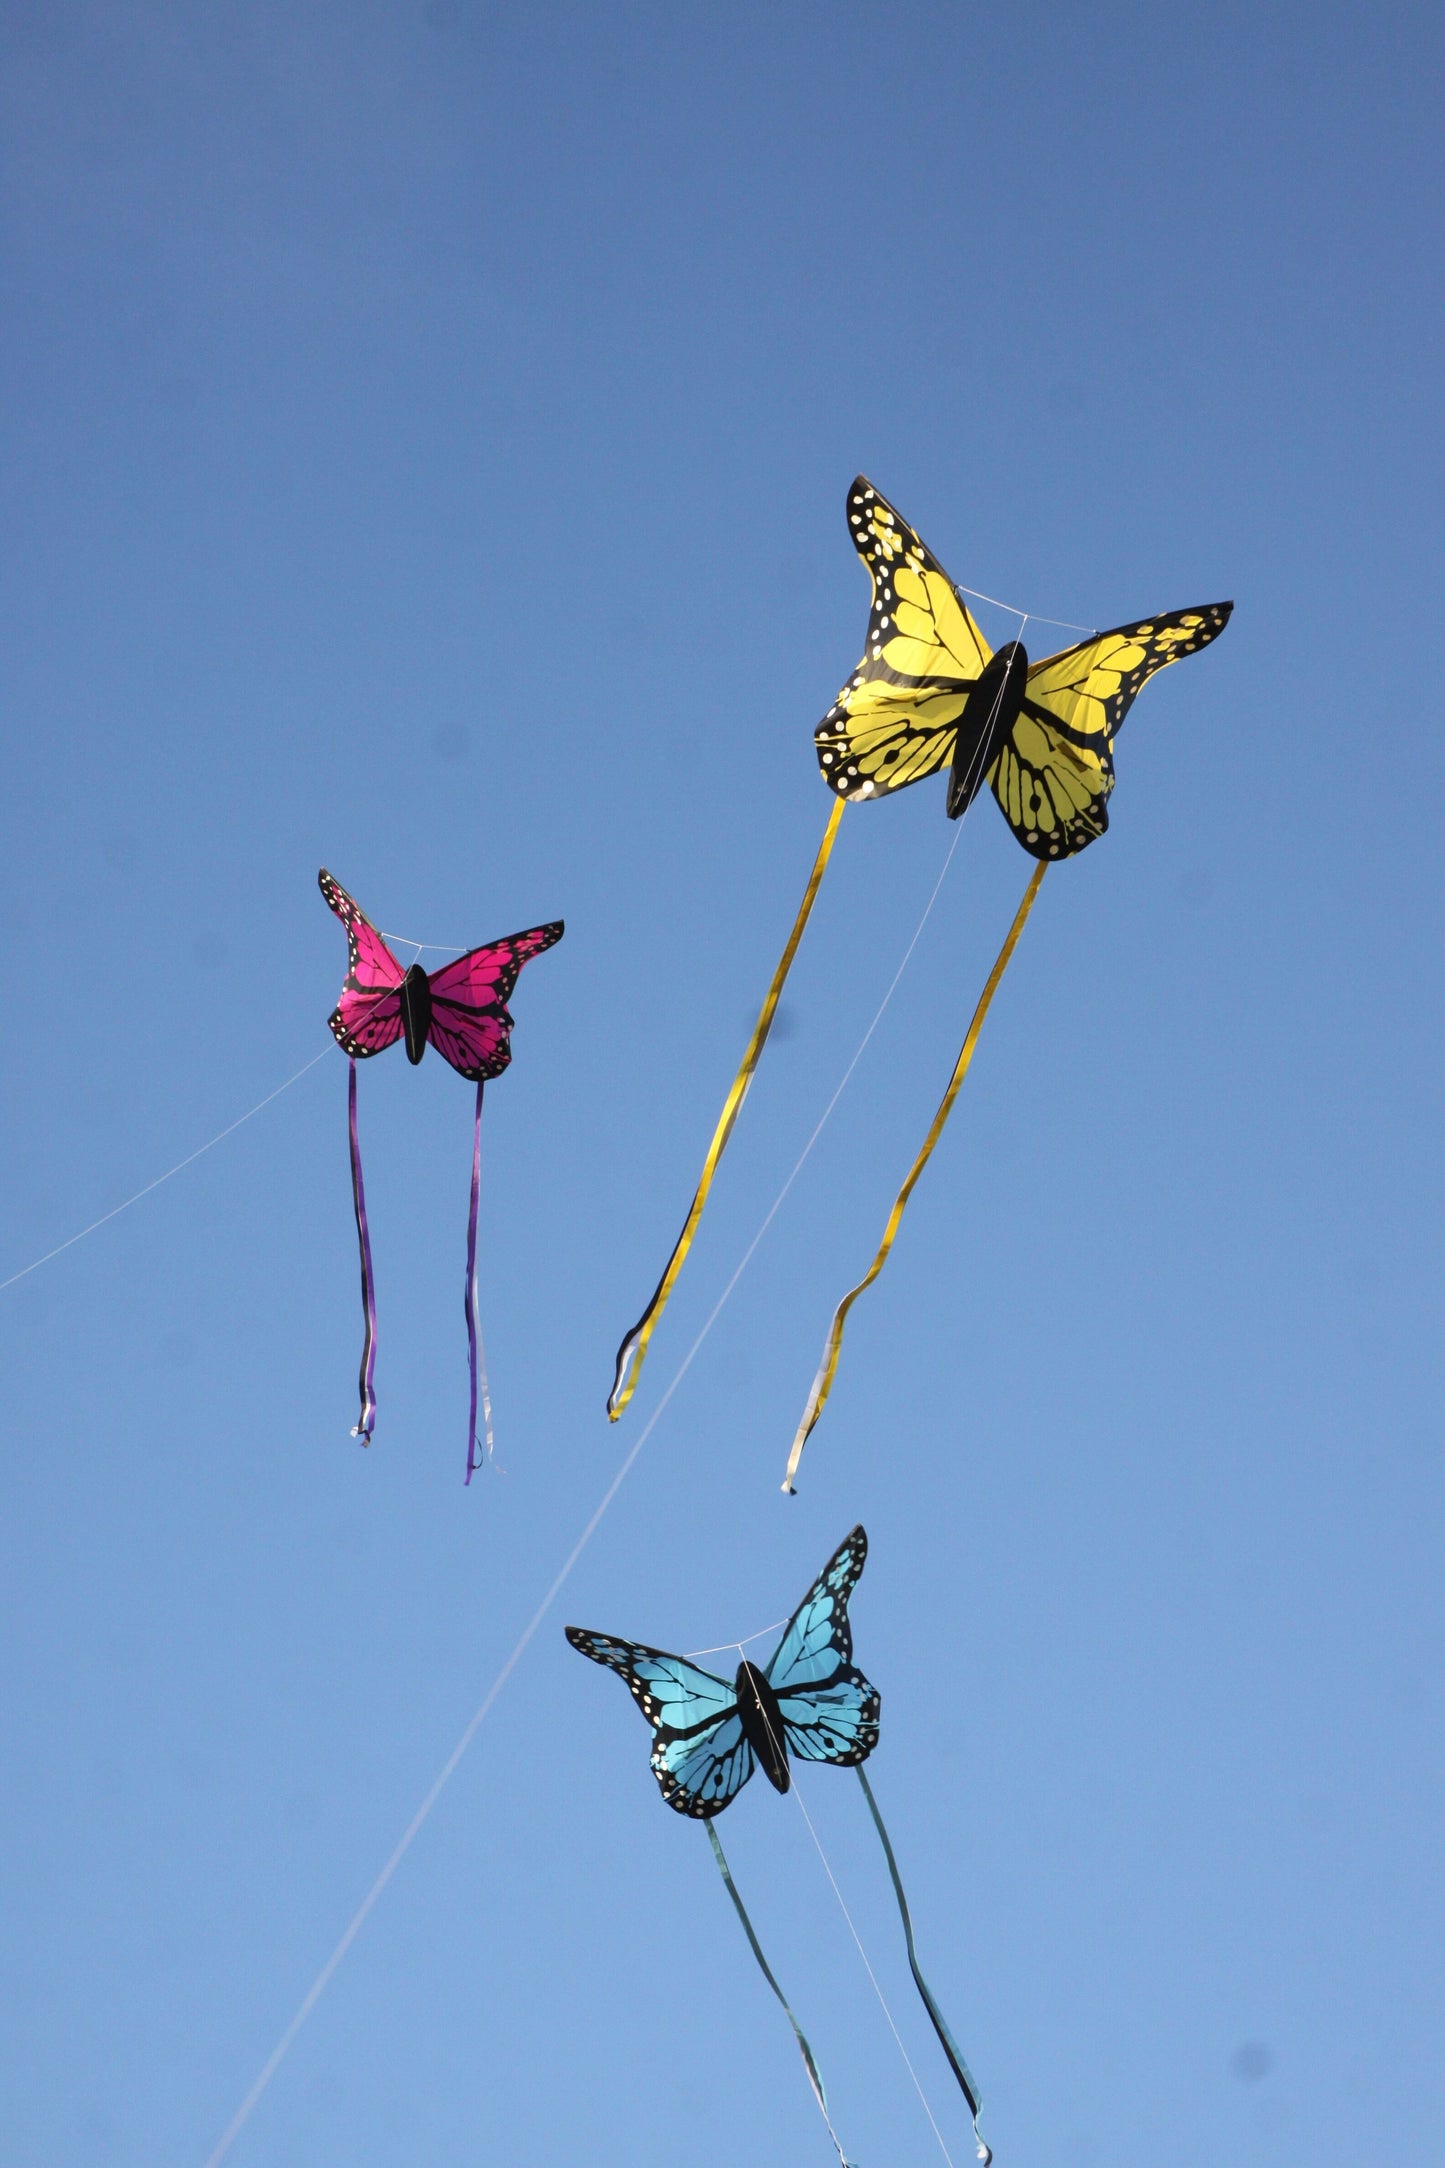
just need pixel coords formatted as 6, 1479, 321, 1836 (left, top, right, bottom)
428, 921, 564, 1010
318, 868, 406, 1059
425, 1006, 515, 1080
425, 921, 565, 1081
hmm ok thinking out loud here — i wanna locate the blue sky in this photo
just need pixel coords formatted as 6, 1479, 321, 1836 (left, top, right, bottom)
1, 4, 1441, 2163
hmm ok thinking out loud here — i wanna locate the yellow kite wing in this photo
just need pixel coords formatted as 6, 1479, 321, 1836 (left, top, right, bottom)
989, 604, 1232, 860
815, 477, 992, 801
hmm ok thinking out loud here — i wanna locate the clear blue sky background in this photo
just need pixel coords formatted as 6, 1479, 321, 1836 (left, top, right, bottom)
2, 5, 1441, 2164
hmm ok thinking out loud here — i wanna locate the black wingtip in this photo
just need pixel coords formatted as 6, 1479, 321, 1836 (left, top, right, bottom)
318, 868, 357, 918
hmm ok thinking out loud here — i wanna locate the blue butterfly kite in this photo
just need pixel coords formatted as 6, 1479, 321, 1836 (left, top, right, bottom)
567, 1527, 991, 2165
567, 1523, 879, 1816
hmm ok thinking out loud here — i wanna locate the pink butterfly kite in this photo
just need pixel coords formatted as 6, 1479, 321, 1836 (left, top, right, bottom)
320, 869, 563, 1480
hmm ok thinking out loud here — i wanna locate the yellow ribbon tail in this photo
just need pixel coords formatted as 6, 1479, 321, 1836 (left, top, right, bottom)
782, 859, 1047, 1491
608, 796, 847, 1421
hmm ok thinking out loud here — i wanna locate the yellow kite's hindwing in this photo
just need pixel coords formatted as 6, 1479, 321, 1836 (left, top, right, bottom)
988, 603, 1233, 860
815, 476, 992, 802
987, 711, 1114, 860
817, 677, 973, 798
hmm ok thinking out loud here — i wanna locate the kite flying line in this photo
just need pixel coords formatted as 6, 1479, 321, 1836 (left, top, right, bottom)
706, 1815, 853, 2167
0, 919, 446, 1292
0, 1050, 331, 1296
605, 516, 1103, 1432
785, 1756, 960, 2168
200, 1158, 795, 2162
744, 1625, 989, 2164
732, 1638, 973, 2168
201, 820, 975, 2163
605, 577, 1086, 1427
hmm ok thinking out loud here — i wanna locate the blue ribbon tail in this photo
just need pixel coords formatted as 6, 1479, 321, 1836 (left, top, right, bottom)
856, 1764, 991, 2164
705, 1819, 855, 2166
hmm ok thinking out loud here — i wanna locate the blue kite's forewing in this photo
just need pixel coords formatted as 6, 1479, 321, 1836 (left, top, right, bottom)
766, 1527, 880, 1767
565, 1630, 756, 1817
767, 1524, 867, 1693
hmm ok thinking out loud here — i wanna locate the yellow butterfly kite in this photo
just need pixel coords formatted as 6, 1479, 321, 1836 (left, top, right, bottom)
782, 478, 1231, 1487
817, 478, 1229, 843
607, 474, 1230, 1449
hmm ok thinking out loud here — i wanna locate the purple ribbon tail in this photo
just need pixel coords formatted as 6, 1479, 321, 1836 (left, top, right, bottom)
464, 1079, 493, 1484
347, 1059, 378, 1443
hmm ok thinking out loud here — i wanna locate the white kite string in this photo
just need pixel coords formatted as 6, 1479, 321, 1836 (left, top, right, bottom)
953, 582, 1095, 637
377, 930, 467, 955
0, 776, 968, 1311
741, 1654, 957, 2168
201, 1176, 800, 2164
685, 1617, 789, 1659
790, 1763, 957, 2167
0, 1050, 332, 1295
201, 821, 971, 2162
0, 927, 478, 1300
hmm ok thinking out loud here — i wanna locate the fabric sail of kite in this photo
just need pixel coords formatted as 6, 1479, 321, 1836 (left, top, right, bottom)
566, 1526, 992, 2166
319, 870, 562, 1481
780, 479, 1232, 1490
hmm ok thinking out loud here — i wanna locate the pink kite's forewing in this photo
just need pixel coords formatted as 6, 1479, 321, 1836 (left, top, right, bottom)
424, 921, 564, 1081
428, 922, 564, 1010
319, 868, 407, 1059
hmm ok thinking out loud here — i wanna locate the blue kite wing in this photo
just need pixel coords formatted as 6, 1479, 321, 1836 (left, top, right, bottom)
565, 1628, 757, 1819
780, 1666, 880, 1766
655, 1708, 756, 1817
767, 1523, 867, 1691
766, 1525, 880, 1768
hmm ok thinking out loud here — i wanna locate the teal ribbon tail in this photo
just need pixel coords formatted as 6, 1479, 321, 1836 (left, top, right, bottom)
705, 1820, 854, 2167
856, 1765, 992, 2165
